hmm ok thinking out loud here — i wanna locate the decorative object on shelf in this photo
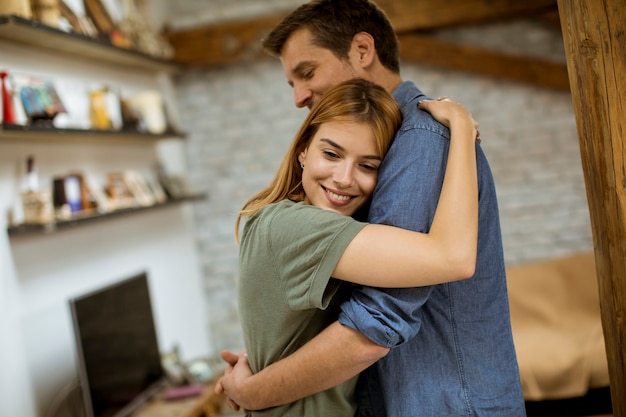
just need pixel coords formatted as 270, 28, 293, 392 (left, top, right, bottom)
13, 75, 67, 125
123, 170, 156, 206
21, 155, 54, 224
106, 171, 139, 209
0, 0, 33, 19
31, 0, 61, 28
105, 170, 166, 209
63, 173, 83, 212
127, 90, 167, 134
59, 0, 83, 33
118, 0, 173, 58
1, 70, 16, 124
119, 96, 141, 130
157, 163, 192, 200
88, 87, 112, 129
52, 172, 100, 218
82, 0, 114, 37
22, 189, 53, 223
52, 177, 71, 219
146, 177, 167, 203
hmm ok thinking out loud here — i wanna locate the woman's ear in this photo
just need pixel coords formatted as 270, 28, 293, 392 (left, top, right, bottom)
298, 148, 308, 166
351, 32, 376, 67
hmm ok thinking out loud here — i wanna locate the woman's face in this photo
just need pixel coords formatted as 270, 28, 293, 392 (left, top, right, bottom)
299, 121, 382, 216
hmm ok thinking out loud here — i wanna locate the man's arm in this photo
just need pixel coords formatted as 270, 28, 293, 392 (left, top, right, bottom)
217, 321, 389, 410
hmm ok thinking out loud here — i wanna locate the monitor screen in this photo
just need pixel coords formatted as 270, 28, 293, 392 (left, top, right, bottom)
70, 272, 166, 417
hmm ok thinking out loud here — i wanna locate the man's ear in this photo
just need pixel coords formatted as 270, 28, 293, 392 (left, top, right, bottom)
351, 32, 376, 68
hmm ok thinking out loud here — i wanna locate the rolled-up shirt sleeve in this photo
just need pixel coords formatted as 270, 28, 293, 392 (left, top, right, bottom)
339, 286, 433, 347
338, 118, 449, 348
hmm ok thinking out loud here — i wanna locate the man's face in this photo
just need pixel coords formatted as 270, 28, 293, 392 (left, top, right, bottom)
280, 28, 360, 109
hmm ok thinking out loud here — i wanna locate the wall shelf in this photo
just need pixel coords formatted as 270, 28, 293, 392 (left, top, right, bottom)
7, 194, 206, 237
0, 123, 186, 144
0, 14, 178, 73
1, 13, 197, 239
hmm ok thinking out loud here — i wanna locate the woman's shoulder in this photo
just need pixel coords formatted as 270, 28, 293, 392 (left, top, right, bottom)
248, 200, 319, 227
254, 200, 357, 229
255, 199, 306, 217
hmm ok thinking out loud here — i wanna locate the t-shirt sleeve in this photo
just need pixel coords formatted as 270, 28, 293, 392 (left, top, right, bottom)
268, 203, 366, 311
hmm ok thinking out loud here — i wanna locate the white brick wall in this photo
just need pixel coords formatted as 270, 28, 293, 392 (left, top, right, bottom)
167, 5, 592, 353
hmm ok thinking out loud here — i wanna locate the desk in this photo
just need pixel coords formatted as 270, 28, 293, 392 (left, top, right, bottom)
132, 382, 226, 417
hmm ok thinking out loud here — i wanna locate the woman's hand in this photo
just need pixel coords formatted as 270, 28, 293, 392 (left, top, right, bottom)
214, 349, 256, 411
419, 97, 480, 143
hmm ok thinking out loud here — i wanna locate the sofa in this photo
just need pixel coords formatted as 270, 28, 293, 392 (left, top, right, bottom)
506, 252, 612, 415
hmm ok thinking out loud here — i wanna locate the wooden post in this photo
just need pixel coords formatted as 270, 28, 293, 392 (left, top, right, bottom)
557, 0, 626, 414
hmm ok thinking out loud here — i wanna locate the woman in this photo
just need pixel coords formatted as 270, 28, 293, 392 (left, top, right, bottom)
233, 78, 478, 416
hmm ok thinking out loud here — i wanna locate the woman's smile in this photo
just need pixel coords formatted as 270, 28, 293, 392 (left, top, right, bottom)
323, 186, 356, 205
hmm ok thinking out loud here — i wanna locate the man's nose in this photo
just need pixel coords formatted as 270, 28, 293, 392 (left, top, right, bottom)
294, 85, 312, 108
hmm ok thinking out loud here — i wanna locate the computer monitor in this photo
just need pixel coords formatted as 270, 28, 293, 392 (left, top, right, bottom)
69, 272, 166, 417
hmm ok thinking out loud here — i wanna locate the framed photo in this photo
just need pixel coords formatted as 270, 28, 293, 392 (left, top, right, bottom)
146, 179, 167, 204
158, 174, 191, 200
123, 170, 156, 207
106, 171, 137, 209
52, 172, 99, 218
14, 76, 67, 123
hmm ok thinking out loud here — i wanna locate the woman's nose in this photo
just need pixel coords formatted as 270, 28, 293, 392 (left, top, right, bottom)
334, 164, 354, 188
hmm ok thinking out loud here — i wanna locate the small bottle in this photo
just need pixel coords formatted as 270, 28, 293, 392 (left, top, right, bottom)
1, 70, 16, 124
25, 155, 39, 191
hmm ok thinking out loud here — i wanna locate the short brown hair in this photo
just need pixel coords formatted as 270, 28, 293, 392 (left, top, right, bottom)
262, 0, 400, 74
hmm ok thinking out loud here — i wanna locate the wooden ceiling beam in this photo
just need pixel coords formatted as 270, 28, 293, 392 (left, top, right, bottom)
163, 0, 559, 67
162, 0, 566, 91
377, 0, 558, 32
398, 33, 570, 91
163, 13, 286, 67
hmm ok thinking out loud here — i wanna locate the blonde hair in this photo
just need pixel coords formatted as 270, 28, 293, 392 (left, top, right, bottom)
235, 78, 402, 241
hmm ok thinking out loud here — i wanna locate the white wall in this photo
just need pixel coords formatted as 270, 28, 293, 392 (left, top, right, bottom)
0, 40, 210, 417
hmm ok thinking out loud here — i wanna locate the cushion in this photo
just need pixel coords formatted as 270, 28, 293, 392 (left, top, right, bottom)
506, 252, 609, 400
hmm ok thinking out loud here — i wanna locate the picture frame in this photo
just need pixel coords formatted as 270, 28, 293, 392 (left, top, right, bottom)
158, 174, 191, 200
13, 75, 67, 123
52, 172, 99, 218
123, 170, 156, 207
106, 171, 137, 209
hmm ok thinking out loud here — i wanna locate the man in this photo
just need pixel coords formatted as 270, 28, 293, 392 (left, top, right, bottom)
218, 0, 526, 415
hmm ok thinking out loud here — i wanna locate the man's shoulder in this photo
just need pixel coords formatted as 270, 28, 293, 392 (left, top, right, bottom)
393, 81, 448, 136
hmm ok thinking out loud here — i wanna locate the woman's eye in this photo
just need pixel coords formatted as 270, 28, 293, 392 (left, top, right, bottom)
323, 150, 339, 159
361, 164, 378, 172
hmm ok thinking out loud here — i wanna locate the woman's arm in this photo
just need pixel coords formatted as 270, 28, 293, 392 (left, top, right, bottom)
333, 98, 479, 287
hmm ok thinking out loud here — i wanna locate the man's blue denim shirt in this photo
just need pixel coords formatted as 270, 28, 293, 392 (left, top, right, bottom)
338, 81, 527, 416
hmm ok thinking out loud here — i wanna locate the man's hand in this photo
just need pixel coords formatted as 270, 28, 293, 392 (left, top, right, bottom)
214, 349, 256, 411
